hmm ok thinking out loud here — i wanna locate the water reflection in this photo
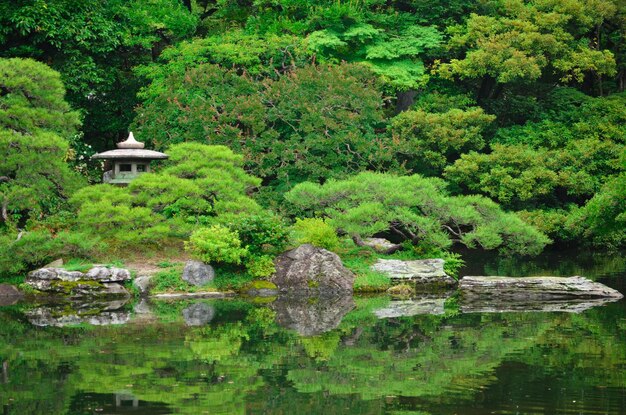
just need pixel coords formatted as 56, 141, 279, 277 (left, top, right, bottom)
460, 296, 622, 313
26, 298, 130, 327
272, 295, 355, 335
1, 276, 626, 414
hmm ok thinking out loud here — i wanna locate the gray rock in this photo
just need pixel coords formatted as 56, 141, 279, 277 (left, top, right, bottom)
371, 259, 456, 287
362, 238, 397, 253
182, 302, 215, 326
459, 276, 624, 300
0, 284, 21, 298
272, 295, 355, 336
182, 260, 215, 286
0, 284, 22, 306
28, 268, 84, 282
86, 267, 131, 282
271, 244, 355, 294
374, 297, 448, 319
44, 258, 64, 268
133, 276, 153, 297
25, 267, 131, 298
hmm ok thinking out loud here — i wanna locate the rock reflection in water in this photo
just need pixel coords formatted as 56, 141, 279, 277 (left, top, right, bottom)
182, 302, 215, 326
272, 295, 354, 336
460, 297, 621, 313
26, 299, 130, 327
374, 295, 450, 319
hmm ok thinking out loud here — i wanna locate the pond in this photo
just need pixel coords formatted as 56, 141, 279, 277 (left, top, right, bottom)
1, 249, 625, 415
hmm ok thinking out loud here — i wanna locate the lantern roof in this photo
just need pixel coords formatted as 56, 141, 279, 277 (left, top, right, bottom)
92, 132, 168, 160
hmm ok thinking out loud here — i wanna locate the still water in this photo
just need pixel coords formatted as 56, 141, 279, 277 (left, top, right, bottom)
1, 250, 625, 415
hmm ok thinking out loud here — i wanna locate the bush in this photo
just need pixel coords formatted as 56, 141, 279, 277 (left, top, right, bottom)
292, 218, 340, 251
246, 255, 276, 278
186, 225, 248, 265
229, 213, 289, 256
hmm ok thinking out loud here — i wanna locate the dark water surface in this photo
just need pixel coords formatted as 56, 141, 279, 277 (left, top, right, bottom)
1, 250, 626, 414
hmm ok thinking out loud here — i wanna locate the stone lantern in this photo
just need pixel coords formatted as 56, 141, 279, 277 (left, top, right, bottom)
92, 132, 168, 185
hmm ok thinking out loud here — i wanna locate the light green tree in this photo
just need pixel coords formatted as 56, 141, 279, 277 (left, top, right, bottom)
286, 172, 550, 255
0, 58, 84, 227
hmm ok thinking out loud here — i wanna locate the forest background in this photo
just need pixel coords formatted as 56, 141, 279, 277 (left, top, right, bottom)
0, 0, 625, 286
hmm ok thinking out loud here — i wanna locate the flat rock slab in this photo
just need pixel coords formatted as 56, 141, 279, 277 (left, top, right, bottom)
371, 259, 456, 287
26, 267, 131, 298
460, 276, 623, 300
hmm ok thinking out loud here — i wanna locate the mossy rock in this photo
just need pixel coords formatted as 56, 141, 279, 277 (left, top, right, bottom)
243, 280, 279, 297
387, 283, 415, 297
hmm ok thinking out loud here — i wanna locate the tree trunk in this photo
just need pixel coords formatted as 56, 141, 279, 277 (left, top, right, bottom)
477, 75, 497, 102
181, 0, 192, 12
2, 361, 7, 384
395, 89, 418, 113
1, 200, 8, 224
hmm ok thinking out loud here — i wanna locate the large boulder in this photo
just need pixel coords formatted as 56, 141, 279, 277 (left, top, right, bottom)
26, 267, 130, 298
459, 276, 623, 300
271, 244, 355, 294
182, 260, 215, 286
371, 259, 456, 287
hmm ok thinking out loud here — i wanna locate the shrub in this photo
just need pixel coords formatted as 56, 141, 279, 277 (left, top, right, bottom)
292, 218, 340, 251
186, 225, 248, 265
229, 212, 289, 256
246, 255, 276, 278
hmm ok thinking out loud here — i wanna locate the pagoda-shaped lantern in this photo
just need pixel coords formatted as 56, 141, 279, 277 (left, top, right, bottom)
92, 132, 168, 185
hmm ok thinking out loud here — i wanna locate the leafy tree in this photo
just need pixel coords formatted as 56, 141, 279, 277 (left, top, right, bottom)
71, 143, 264, 250
567, 172, 626, 248
438, 0, 618, 99
390, 106, 495, 175
134, 64, 264, 152
285, 172, 549, 255
0, 58, 84, 228
0, 0, 197, 147
135, 63, 396, 197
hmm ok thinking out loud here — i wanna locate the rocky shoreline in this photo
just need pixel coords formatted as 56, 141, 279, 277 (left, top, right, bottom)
1, 244, 622, 314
